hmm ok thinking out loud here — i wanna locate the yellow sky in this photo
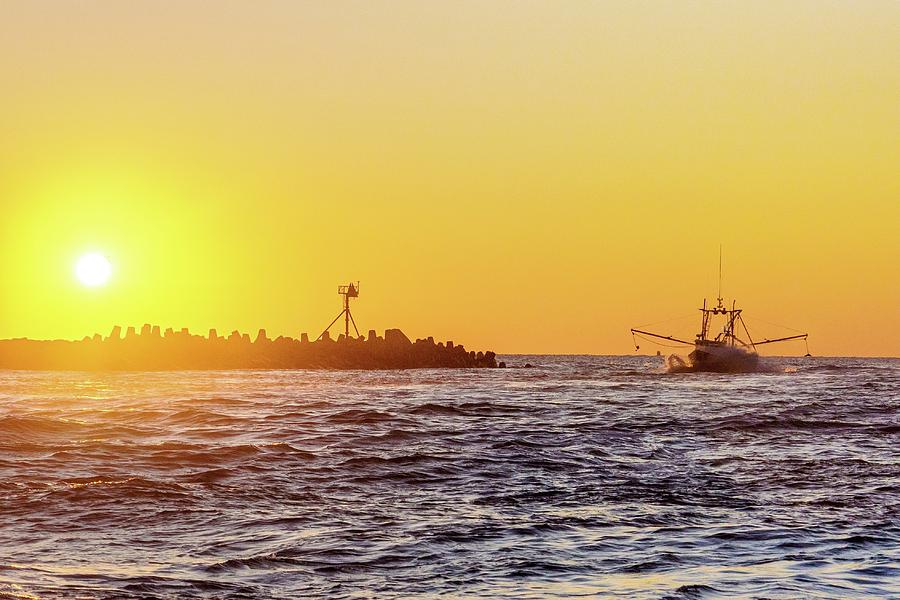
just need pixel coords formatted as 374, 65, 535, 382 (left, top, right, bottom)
1, 1, 897, 356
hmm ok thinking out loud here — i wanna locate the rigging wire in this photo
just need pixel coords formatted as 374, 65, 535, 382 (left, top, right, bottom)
743, 314, 811, 355
742, 315, 807, 334
632, 313, 697, 329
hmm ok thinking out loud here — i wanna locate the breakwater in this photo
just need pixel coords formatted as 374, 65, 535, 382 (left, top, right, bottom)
0, 326, 499, 370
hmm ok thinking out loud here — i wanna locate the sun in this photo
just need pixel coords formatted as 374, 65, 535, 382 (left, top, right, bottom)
75, 252, 112, 287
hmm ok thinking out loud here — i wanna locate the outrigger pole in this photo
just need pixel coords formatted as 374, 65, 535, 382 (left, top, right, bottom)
632, 328, 808, 351
753, 333, 808, 346
630, 328, 693, 347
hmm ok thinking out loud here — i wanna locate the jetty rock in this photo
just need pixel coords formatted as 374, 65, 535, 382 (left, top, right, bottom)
0, 328, 498, 371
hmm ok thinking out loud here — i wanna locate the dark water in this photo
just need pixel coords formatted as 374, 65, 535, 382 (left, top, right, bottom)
0, 356, 898, 599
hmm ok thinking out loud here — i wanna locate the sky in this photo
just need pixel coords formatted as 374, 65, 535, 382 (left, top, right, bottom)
1, 1, 897, 356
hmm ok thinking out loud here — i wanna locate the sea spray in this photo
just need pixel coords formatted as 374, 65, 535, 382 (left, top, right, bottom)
665, 346, 783, 373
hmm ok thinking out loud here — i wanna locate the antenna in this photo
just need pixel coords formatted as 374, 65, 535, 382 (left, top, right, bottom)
319, 282, 361, 340
717, 245, 723, 308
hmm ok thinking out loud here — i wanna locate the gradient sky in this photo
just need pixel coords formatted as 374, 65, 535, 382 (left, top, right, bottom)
1, 1, 897, 356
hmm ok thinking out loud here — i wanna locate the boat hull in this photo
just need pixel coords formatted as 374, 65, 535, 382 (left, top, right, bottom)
687, 343, 759, 373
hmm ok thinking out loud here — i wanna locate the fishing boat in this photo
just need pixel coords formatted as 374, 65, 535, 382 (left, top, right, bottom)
630, 253, 810, 372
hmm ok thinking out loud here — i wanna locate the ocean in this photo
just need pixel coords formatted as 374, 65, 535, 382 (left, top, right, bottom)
0, 356, 897, 599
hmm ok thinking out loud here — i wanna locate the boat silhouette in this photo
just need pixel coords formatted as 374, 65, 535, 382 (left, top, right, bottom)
630, 251, 809, 372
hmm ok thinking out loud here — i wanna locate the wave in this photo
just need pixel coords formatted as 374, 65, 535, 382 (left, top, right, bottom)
710, 415, 874, 432
660, 584, 721, 599
0, 415, 89, 437
411, 401, 525, 416
339, 452, 448, 468
0, 356, 896, 599
327, 408, 396, 424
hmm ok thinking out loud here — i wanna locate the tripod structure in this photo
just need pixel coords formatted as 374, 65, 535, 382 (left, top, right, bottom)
319, 282, 360, 340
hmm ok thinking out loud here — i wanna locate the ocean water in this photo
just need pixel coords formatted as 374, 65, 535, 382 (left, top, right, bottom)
0, 356, 897, 599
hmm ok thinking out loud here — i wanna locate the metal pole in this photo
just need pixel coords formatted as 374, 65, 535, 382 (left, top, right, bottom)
348, 311, 360, 338
320, 311, 344, 340
344, 294, 350, 338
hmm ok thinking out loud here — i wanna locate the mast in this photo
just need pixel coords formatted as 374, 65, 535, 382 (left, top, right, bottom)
717, 244, 723, 309
698, 248, 742, 346
699, 298, 710, 342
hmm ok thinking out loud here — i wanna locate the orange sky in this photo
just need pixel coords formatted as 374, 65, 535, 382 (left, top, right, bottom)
1, 1, 898, 356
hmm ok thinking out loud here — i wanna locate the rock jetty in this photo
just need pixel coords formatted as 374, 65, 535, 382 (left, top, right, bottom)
0, 326, 499, 371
